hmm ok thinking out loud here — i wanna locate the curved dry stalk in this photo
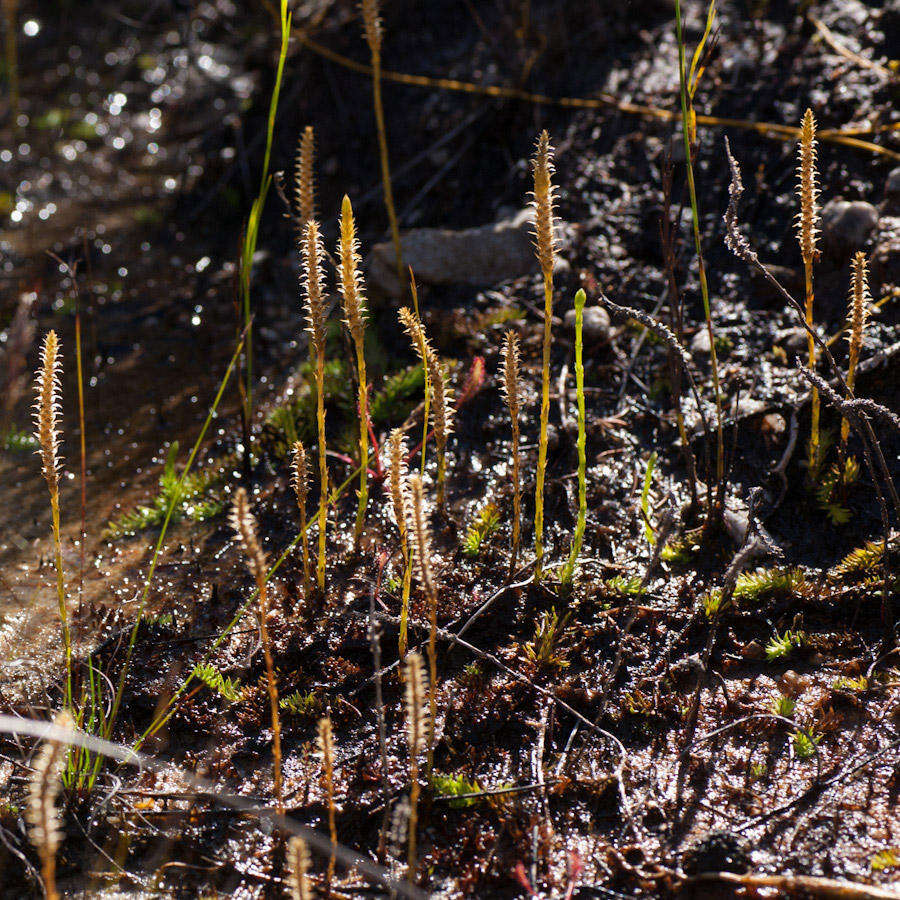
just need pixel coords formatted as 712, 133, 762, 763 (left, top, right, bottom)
405, 474, 438, 777
531, 130, 556, 580
338, 195, 370, 548
302, 219, 328, 591
27, 710, 73, 900
797, 108, 821, 473
291, 440, 311, 597
501, 330, 522, 573
388, 428, 412, 660
33, 330, 72, 706
230, 488, 283, 814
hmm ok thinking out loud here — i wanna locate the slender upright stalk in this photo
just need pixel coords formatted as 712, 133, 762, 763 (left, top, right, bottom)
74, 293, 87, 619
388, 429, 412, 661
362, 0, 404, 287
230, 488, 283, 814
674, 0, 724, 509
561, 289, 587, 583
841, 251, 869, 446
426, 347, 451, 510
302, 220, 328, 591
291, 440, 311, 597
34, 331, 72, 709
287, 836, 312, 900
531, 131, 556, 580
405, 474, 438, 777
501, 331, 522, 574
798, 108, 820, 475
338, 196, 370, 549
294, 125, 316, 230
403, 652, 427, 883
318, 716, 337, 896
239, 0, 291, 425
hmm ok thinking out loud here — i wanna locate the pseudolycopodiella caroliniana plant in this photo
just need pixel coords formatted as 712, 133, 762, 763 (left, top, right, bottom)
294, 125, 316, 230
403, 651, 428, 883
426, 338, 452, 510
797, 108, 820, 475
388, 427, 412, 661
291, 439, 311, 597
34, 330, 72, 707
229, 488, 283, 815
302, 219, 328, 590
501, 329, 522, 574
361, 0, 403, 288
532, 130, 556, 581
318, 715, 337, 896
842, 251, 870, 445
405, 473, 438, 777
28, 710, 73, 900
338, 194, 371, 549
287, 835, 312, 900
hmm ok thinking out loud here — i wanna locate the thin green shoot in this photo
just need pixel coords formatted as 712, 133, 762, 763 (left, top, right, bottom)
641, 450, 658, 546
561, 289, 587, 584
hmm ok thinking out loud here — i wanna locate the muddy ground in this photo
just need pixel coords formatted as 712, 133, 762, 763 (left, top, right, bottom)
1, 0, 899, 896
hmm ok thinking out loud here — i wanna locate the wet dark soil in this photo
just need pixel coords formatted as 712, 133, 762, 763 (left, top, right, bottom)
1, 0, 899, 896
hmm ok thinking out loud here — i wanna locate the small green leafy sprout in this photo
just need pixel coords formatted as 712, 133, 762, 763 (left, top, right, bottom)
462, 501, 501, 558
660, 539, 697, 566
829, 536, 888, 582
734, 567, 806, 603
871, 849, 899, 872
832, 674, 869, 693
703, 588, 726, 619
606, 575, 643, 597
280, 689, 320, 716
193, 663, 246, 703
749, 761, 768, 780
765, 629, 804, 661
792, 728, 819, 759
816, 456, 859, 525
523, 608, 572, 671
430, 772, 483, 808
771, 694, 796, 718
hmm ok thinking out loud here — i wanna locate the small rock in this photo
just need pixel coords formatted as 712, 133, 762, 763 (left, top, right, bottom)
821, 199, 879, 260
690, 329, 712, 355
564, 305, 611, 343
368, 208, 568, 297
741, 640, 765, 660
885, 167, 900, 211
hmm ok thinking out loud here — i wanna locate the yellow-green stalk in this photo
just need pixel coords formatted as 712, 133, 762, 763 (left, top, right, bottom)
291, 440, 311, 597
229, 488, 283, 815
388, 428, 412, 662
561, 289, 587, 584
405, 473, 438, 777
797, 108, 820, 475
398, 301, 431, 475
501, 330, 522, 574
34, 331, 72, 708
361, 0, 404, 288
318, 715, 337, 895
403, 651, 428, 883
302, 220, 328, 591
841, 251, 870, 445
532, 130, 556, 581
338, 195, 370, 549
